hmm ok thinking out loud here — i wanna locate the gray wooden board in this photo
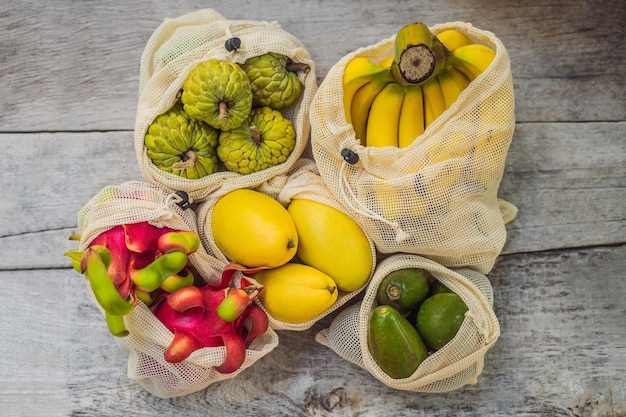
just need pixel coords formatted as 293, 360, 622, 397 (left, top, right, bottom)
1, 246, 624, 416
0, 0, 623, 131
1, 122, 624, 270
1, 0, 625, 415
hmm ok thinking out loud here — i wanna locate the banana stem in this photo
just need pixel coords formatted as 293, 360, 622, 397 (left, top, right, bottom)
391, 22, 450, 86
396, 45, 436, 84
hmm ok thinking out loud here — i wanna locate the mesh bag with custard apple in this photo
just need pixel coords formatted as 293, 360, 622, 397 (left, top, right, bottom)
74, 181, 279, 398
309, 21, 517, 274
316, 253, 499, 392
196, 158, 377, 331
135, 9, 317, 202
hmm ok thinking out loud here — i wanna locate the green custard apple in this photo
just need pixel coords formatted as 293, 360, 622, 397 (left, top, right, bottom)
144, 103, 220, 179
181, 59, 253, 131
241, 52, 309, 109
217, 106, 296, 175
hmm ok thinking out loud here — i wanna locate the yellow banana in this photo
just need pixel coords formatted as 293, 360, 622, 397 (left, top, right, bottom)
449, 44, 496, 81
365, 82, 404, 148
377, 55, 394, 68
375, 187, 429, 223
343, 57, 390, 124
438, 67, 466, 109
448, 65, 471, 91
436, 29, 473, 51
350, 73, 393, 144
398, 86, 425, 148
421, 77, 447, 129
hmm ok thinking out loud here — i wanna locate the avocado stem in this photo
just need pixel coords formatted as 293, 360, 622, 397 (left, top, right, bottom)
386, 284, 402, 301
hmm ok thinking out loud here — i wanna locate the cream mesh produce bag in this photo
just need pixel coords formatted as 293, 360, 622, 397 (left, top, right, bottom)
75, 181, 279, 398
135, 9, 317, 202
316, 253, 499, 392
309, 21, 517, 274
196, 158, 377, 331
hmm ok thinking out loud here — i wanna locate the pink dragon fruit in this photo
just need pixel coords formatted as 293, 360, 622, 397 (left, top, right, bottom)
65, 222, 200, 336
153, 263, 269, 374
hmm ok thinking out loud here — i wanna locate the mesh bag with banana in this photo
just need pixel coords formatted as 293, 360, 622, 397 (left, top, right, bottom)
195, 158, 378, 331
309, 21, 517, 274
66, 181, 279, 398
134, 9, 317, 202
316, 253, 499, 392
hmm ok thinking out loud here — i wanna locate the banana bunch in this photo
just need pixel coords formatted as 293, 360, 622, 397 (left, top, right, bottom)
343, 23, 496, 148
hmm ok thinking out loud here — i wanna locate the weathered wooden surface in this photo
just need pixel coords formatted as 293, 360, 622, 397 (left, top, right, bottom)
1, 0, 625, 416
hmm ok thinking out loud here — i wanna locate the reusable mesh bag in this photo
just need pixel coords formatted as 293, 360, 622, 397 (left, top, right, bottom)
316, 253, 499, 392
196, 158, 377, 331
75, 181, 279, 398
309, 21, 517, 274
135, 9, 317, 202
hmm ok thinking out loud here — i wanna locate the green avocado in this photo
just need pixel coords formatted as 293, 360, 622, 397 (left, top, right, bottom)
429, 279, 454, 296
415, 293, 468, 350
375, 268, 430, 314
368, 305, 428, 379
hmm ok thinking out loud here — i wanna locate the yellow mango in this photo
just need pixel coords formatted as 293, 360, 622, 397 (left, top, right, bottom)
287, 199, 373, 292
254, 263, 338, 324
211, 189, 298, 268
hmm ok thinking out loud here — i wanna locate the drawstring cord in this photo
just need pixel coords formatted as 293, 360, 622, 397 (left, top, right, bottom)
338, 159, 409, 243
223, 20, 279, 57
224, 23, 245, 57
160, 191, 193, 220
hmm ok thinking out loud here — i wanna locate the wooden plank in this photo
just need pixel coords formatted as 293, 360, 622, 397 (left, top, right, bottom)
501, 121, 626, 253
1, 246, 624, 416
1, 120, 624, 270
0, 131, 142, 238
0, 0, 623, 132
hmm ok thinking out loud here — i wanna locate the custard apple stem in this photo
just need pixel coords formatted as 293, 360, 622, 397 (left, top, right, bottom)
285, 61, 310, 74
218, 101, 229, 121
249, 126, 262, 144
172, 150, 198, 170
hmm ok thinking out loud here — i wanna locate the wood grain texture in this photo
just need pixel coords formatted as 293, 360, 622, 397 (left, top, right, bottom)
0, 0, 623, 131
1, 246, 624, 416
1, 121, 623, 270
1, 0, 625, 415
501, 121, 626, 253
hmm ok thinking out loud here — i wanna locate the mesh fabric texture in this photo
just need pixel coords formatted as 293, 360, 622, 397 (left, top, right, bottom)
135, 9, 317, 202
75, 181, 279, 398
316, 253, 499, 392
196, 158, 378, 331
309, 22, 517, 274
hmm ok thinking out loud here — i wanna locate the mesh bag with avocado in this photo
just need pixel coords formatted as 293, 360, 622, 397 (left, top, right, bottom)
316, 253, 499, 392
135, 9, 317, 202
195, 158, 378, 331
